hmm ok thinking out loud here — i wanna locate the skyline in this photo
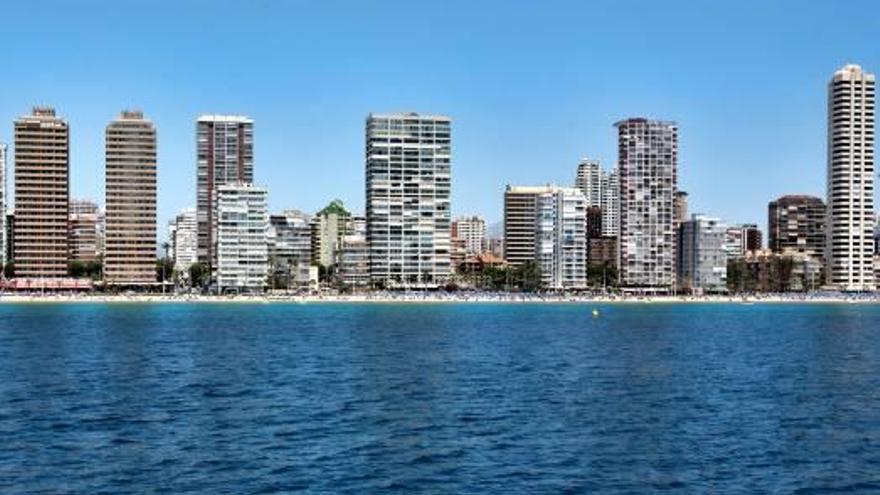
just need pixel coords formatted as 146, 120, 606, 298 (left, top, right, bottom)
0, 1, 878, 236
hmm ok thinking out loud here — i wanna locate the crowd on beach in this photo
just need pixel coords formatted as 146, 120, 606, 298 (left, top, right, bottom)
1, 290, 879, 304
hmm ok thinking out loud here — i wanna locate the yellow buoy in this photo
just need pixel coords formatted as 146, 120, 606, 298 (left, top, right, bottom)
592, 309, 599, 317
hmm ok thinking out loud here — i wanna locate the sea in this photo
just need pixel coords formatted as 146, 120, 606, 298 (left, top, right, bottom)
1, 302, 879, 493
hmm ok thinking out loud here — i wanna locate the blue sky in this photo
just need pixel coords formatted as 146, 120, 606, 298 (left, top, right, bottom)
0, 1, 877, 238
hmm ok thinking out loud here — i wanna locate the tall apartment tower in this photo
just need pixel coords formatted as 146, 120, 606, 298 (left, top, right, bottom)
768, 195, 826, 262
574, 159, 619, 237
365, 113, 451, 288
575, 159, 603, 207
601, 169, 619, 237
105, 111, 157, 285
196, 115, 254, 271
615, 118, 678, 292
169, 208, 198, 272
14, 107, 70, 278
535, 187, 588, 289
216, 182, 268, 293
452, 215, 487, 256
0, 144, 6, 268
504, 185, 557, 266
826, 64, 875, 291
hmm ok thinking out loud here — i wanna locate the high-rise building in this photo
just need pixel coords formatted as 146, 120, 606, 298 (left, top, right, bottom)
4, 212, 13, 266
586, 206, 603, 239
169, 208, 198, 272
768, 195, 825, 263
601, 169, 619, 237
826, 64, 875, 291
723, 223, 762, 259
269, 210, 313, 289
69, 199, 100, 262
504, 185, 557, 267
0, 144, 6, 268
678, 214, 728, 294
196, 115, 254, 272
534, 187, 588, 289
452, 216, 487, 256
674, 191, 689, 225
575, 159, 603, 207
215, 182, 268, 293
14, 107, 70, 278
105, 110, 157, 285
310, 200, 350, 268
339, 214, 369, 288
574, 159, 619, 237
365, 113, 451, 288
616, 118, 678, 292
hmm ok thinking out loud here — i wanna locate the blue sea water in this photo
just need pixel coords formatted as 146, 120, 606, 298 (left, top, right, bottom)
1, 302, 879, 493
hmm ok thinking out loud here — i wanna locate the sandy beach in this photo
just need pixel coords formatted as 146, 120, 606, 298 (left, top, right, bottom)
1, 293, 878, 304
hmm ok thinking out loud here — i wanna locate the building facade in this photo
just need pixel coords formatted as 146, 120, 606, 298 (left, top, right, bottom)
169, 208, 198, 273
677, 214, 728, 294
196, 115, 254, 272
365, 113, 451, 288
574, 159, 618, 237
215, 183, 268, 292
310, 200, 349, 268
534, 187, 588, 289
69, 199, 100, 262
452, 215, 487, 256
768, 195, 825, 263
0, 144, 6, 269
503, 185, 556, 267
105, 110, 157, 285
269, 210, 312, 290
723, 223, 762, 259
826, 64, 875, 291
616, 118, 678, 292
14, 107, 70, 278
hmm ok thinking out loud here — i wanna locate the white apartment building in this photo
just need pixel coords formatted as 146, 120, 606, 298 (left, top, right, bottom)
535, 187, 588, 289
574, 158, 619, 237
365, 113, 451, 288
616, 118, 678, 292
678, 214, 728, 294
215, 183, 268, 293
452, 215, 487, 256
169, 208, 198, 273
196, 115, 254, 271
826, 64, 875, 291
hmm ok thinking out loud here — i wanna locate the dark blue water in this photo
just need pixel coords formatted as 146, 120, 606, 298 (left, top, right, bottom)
1, 303, 880, 493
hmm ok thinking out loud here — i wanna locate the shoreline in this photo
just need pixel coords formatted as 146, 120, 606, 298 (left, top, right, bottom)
1, 294, 879, 305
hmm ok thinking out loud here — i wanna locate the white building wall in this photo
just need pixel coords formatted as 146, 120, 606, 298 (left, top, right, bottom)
216, 183, 268, 292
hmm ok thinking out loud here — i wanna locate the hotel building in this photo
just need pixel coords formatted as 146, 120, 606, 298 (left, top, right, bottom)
616, 118, 678, 292
14, 107, 69, 278
365, 113, 451, 288
826, 64, 875, 291
196, 115, 254, 272
105, 111, 157, 285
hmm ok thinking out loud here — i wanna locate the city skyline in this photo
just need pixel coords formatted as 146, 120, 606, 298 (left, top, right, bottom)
0, 2, 878, 237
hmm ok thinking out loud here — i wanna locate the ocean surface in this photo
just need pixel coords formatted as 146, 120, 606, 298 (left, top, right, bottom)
1, 302, 879, 493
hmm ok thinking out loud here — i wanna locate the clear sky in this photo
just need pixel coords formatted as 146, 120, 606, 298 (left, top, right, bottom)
0, 1, 877, 239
